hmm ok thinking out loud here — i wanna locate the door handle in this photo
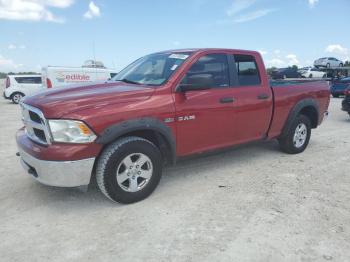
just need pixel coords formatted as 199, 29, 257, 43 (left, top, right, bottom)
220, 97, 234, 103
257, 93, 270, 100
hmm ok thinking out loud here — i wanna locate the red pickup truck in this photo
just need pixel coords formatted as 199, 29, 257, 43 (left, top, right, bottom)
16, 48, 330, 203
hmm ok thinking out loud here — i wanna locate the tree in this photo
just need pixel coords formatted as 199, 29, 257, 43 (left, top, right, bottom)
266, 67, 277, 76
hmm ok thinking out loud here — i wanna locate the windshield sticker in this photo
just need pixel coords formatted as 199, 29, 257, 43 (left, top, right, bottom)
169, 54, 189, 60
171, 64, 179, 71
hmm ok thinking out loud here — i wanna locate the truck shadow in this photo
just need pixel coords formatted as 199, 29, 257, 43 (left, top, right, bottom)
25, 139, 282, 208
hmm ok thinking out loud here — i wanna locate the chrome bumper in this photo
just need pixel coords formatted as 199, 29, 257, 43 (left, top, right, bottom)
18, 148, 95, 187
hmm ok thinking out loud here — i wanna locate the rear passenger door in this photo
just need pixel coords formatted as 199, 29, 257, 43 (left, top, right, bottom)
228, 54, 273, 144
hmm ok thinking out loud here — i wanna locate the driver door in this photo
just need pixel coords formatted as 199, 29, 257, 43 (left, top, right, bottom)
174, 53, 236, 156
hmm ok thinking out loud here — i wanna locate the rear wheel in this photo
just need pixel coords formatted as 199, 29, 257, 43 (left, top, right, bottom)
11, 92, 24, 104
96, 136, 163, 204
278, 115, 311, 154
339, 63, 343, 67
326, 63, 331, 68
309, 74, 313, 78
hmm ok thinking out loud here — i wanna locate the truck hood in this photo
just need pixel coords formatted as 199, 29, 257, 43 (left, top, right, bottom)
24, 81, 156, 118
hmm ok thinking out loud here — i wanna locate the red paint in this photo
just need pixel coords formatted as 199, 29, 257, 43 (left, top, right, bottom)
18, 49, 330, 161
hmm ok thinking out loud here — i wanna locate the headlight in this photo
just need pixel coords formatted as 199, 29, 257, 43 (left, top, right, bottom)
48, 120, 96, 143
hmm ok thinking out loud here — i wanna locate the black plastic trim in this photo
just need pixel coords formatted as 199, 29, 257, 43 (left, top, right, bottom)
280, 98, 320, 138
96, 118, 176, 164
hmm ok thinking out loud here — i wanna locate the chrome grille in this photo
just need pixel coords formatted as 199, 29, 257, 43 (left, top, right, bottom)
20, 103, 51, 145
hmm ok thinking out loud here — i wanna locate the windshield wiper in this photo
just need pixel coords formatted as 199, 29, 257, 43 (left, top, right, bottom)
116, 78, 141, 85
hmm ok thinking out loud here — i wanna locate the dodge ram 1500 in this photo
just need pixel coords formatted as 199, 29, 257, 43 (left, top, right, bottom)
16, 48, 330, 203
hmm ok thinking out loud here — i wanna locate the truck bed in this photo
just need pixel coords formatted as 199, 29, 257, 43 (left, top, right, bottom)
268, 79, 330, 139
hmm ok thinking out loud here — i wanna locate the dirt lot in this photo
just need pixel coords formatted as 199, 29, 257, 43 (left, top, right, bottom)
1, 80, 350, 262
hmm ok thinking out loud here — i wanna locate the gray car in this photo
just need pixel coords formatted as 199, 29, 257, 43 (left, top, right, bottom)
314, 57, 344, 68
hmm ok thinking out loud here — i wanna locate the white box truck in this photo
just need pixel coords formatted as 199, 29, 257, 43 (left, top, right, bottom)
41, 60, 117, 88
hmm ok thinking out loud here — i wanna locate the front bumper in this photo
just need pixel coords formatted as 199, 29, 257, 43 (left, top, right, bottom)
18, 146, 95, 187
3, 91, 10, 99
331, 90, 346, 95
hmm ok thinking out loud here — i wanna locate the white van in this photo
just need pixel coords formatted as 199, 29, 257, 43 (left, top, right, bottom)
3, 75, 43, 104
42, 63, 117, 89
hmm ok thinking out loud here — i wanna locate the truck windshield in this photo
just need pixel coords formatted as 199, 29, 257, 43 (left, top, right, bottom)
112, 52, 192, 86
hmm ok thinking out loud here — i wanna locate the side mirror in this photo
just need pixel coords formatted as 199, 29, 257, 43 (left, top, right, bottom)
176, 74, 213, 92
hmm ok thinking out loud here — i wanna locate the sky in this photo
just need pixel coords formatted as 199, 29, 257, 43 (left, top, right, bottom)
0, 0, 349, 72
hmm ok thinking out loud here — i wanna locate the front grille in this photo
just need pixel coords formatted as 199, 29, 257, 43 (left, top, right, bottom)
20, 103, 51, 145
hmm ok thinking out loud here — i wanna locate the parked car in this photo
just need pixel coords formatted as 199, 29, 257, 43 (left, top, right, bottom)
314, 57, 344, 68
330, 77, 350, 97
16, 48, 330, 204
41, 61, 117, 89
271, 68, 301, 79
341, 88, 350, 117
300, 68, 326, 78
3, 75, 43, 104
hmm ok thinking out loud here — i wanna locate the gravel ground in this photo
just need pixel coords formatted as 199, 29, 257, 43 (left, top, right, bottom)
1, 80, 350, 262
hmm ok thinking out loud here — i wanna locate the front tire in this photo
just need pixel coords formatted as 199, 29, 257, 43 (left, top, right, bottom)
96, 136, 163, 204
11, 92, 24, 104
278, 115, 311, 154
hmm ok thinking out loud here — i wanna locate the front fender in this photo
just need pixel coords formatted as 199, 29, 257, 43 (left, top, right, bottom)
95, 117, 176, 164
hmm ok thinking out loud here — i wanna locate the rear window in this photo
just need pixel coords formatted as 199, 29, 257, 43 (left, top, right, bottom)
15, 77, 42, 84
234, 55, 261, 86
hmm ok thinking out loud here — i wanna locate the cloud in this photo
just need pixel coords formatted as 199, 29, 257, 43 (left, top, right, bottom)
0, 54, 24, 71
325, 44, 349, 61
7, 43, 26, 50
286, 54, 299, 65
258, 50, 267, 55
219, 0, 275, 24
8, 44, 16, 49
308, 0, 319, 8
84, 1, 100, 19
325, 44, 348, 55
265, 52, 301, 67
0, 0, 74, 23
226, 0, 255, 16
265, 58, 285, 68
234, 9, 275, 23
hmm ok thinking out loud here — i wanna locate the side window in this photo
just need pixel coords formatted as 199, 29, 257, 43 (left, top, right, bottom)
181, 54, 229, 89
15, 77, 42, 84
234, 55, 261, 86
